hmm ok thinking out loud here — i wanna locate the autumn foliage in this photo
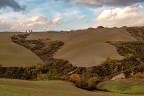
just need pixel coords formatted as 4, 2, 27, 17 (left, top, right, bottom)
69, 74, 81, 84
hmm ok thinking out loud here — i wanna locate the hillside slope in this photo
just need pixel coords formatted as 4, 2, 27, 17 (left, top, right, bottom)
28, 28, 136, 67
0, 78, 140, 96
97, 79, 144, 94
0, 32, 42, 67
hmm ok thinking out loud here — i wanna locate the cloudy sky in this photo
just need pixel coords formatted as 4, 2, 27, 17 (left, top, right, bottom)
0, 0, 144, 31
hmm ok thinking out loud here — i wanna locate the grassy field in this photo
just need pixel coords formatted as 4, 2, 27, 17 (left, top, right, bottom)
0, 32, 42, 67
0, 78, 142, 96
28, 28, 136, 67
97, 79, 144, 95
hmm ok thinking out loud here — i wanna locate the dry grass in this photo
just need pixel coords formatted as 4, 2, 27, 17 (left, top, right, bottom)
28, 28, 136, 67
0, 32, 42, 67
0, 78, 140, 96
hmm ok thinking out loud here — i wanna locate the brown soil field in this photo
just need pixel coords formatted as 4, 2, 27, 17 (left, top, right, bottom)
28, 28, 136, 67
0, 32, 42, 67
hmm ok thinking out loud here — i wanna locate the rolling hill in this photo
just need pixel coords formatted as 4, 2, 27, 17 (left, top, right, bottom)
97, 79, 144, 94
0, 78, 141, 96
0, 32, 42, 67
0, 28, 144, 96
28, 27, 136, 67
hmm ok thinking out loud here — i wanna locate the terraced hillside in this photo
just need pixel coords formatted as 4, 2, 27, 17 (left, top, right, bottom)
28, 28, 136, 67
0, 32, 42, 67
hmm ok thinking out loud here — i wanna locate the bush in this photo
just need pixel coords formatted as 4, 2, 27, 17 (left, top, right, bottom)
87, 77, 100, 89
126, 53, 134, 59
23, 65, 40, 80
92, 58, 122, 77
47, 74, 55, 80
132, 72, 144, 79
69, 74, 81, 85
97, 26, 104, 28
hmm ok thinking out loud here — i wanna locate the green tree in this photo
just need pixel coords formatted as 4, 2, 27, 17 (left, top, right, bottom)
87, 77, 100, 88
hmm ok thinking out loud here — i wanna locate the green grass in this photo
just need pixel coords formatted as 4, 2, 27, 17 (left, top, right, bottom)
0, 32, 42, 67
97, 79, 144, 95
0, 78, 142, 96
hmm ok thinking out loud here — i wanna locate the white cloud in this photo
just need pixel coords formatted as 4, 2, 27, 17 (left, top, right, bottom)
95, 5, 144, 26
52, 17, 63, 24
63, 10, 80, 17
0, 16, 64, 31
0, 21, 12, 31
78, 15, 86, 19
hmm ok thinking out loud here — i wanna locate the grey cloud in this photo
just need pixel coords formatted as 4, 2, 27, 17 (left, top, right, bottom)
56, 0, 144, 8
0, 0, 25, 11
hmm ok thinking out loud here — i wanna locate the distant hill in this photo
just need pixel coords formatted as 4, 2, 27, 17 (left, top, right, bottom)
0, 32, 42, 67
28, 27, 136, 67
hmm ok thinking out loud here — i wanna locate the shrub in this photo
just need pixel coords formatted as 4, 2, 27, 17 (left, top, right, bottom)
3, 67, 24, 79
48, 74, 55, 80
76, 80, 90, 90
40, 66, 49, 74
87, 77, 100, 88
23, 65, 40, 80
92, 58, 121, 77
69, 74, 81, 84
126, 53, 134, 59
87, 27, 95, 30
132, 72, 144, 79
97, 26, 104, 28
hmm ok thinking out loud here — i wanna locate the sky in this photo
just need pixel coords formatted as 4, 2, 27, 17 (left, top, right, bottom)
0, 0, 144, 31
